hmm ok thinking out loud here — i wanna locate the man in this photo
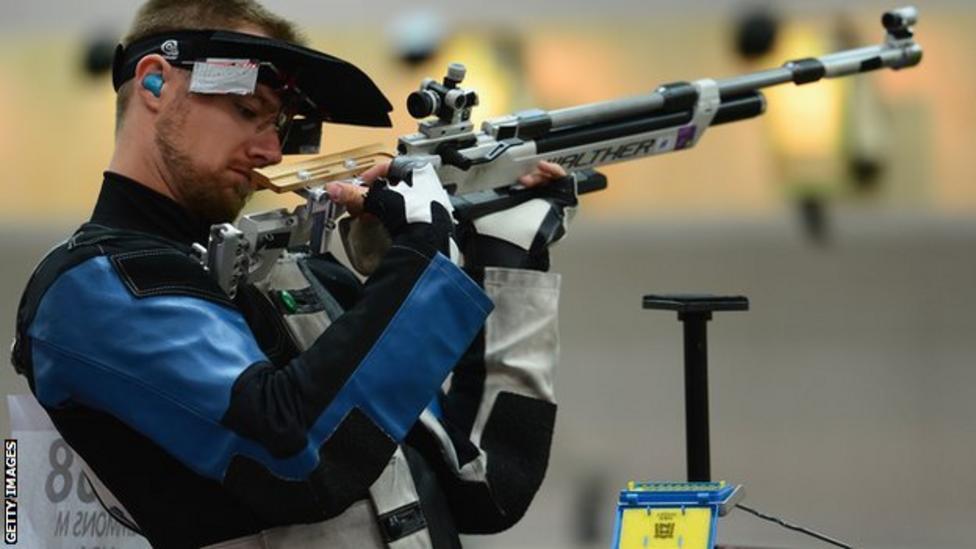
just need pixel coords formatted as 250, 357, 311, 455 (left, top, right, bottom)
12, 1, 576, 547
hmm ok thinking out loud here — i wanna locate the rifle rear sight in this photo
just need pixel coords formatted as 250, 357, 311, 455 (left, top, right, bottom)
407, 62, 479, 130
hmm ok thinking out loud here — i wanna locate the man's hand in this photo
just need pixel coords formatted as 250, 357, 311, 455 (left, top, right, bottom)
328, 160, 576, 272
328, 160, 458, 261
461, 161, 577, 272
324, 161, 388, 216
516, 160, 568, 188
324, 160, 568, 215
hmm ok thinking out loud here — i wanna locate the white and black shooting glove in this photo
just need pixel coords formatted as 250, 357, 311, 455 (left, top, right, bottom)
361, 162, 461, 264
460, 175, 578, 272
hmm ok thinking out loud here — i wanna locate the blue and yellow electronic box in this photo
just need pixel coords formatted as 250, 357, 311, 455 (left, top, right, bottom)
611, 481, 744, 549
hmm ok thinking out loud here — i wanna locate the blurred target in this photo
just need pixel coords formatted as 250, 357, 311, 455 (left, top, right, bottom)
389, 9, 447, 67
81, 32, 118, 78
734, 5, 779, 60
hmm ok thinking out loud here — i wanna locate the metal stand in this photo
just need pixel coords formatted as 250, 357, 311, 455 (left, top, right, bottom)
642, 294, 749, 482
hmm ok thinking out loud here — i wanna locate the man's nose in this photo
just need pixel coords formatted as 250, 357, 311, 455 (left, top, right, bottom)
248, 130, 283, 167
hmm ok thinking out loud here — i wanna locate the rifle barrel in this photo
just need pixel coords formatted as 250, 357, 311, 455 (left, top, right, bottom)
543, 37, 919, 131
535, 92, 764, 154
548, 95, 666, 131
718, 43, 921, 96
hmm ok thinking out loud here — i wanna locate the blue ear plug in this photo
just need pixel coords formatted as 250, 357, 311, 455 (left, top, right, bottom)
142, 74, 164, 97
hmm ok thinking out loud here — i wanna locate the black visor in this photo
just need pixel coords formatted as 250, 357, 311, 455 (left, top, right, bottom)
113, 29, 393, 128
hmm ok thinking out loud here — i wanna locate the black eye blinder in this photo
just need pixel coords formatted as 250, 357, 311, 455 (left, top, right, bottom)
256, 64, 323, 154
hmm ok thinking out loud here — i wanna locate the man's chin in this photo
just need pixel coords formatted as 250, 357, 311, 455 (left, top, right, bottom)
203, 185, 252, 224
231, 189, 254, 216
185, 194, 246, 225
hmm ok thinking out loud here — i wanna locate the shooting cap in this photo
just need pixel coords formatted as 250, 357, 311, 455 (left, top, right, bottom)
112, 29, 393, 129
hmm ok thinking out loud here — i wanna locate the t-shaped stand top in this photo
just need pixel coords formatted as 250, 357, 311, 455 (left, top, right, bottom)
643, 294, 749, 482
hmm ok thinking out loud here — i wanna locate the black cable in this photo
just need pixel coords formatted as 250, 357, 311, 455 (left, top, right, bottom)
735, 503, 856, 549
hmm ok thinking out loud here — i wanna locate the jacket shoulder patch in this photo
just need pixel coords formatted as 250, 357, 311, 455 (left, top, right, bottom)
109, 248, 233, 307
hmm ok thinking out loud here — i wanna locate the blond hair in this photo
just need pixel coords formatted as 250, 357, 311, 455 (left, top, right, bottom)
116, 0, 306, 129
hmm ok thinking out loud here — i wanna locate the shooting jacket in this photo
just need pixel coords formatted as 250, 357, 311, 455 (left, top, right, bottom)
12, 172, 560, 549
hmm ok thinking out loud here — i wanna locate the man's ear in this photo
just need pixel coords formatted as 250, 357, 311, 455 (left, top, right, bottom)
133, 54, 174, 113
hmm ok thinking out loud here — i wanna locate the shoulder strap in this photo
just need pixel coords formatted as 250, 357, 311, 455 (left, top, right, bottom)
68, 222, 195, 254
11, 224, 224, 379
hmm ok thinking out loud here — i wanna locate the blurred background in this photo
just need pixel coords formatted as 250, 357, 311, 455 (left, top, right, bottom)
1, 1, 973, 547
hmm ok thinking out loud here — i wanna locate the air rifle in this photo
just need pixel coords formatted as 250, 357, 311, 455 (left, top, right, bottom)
200, 7, 922, 295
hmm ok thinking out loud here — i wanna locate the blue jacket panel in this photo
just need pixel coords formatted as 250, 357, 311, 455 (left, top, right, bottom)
28, 251, 491, 482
